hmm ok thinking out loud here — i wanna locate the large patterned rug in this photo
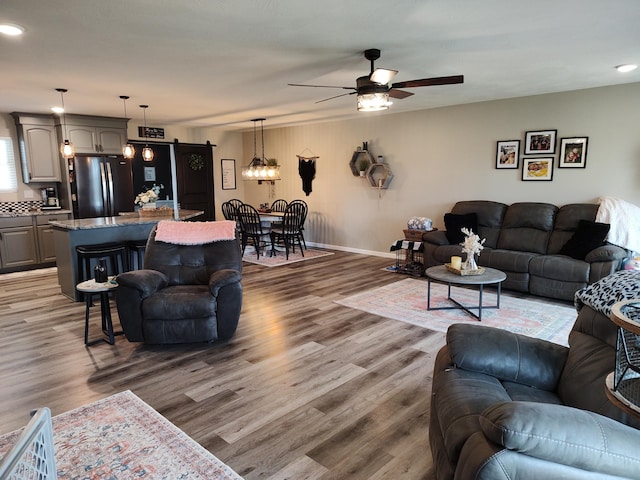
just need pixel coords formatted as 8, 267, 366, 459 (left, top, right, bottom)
242, 247, 333, 266
0, 390, 242, 479
336, 277, 576, 345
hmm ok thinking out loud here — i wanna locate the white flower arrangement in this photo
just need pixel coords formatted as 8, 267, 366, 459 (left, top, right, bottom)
135, 183, 164, 206
460, 227, 486, 258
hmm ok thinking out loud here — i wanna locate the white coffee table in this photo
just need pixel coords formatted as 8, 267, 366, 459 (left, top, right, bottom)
425, 265, 507, 321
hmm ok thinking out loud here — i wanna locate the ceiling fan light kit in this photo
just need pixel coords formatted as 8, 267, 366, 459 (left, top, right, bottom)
289, 48, 463, 112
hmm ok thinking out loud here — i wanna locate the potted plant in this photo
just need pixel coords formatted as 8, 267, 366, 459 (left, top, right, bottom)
358, 158, 369, 176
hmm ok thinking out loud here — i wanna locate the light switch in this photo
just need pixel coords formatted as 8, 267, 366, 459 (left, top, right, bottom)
23, 189, 34, 198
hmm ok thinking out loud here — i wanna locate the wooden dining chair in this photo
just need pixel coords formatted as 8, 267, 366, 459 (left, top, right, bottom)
288, 199, 308, 249
237, 203, 272, 258
221, 201, 241, 237
270, 199, 288, 212
270, 202, 305, 260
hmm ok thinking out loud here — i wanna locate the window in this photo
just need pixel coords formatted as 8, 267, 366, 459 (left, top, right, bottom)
0, 137, 18, 192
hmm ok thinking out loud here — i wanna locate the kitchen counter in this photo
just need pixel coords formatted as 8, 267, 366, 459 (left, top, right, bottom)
49, 209, 203, 231
0, 209, 73, 218
51, 209, 204, 301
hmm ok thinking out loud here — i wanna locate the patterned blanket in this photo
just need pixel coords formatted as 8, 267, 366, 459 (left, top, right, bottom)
575, 270, 640, 316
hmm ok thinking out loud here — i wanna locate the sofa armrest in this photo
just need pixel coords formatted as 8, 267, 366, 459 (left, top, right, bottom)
116, 269, 168, 298
209, 269, 242, 295
585, 244, 628, 263
479, 402, 640, 478
423, 230, 450, 246
447, 324, 568, 391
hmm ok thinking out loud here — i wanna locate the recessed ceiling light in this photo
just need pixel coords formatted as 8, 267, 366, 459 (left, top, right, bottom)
616, 64, 638, 73
0, 24, 24, 36
51, 106, 64, 114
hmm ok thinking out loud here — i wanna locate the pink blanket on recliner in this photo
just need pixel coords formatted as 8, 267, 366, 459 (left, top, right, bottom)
155, 220, 236, 245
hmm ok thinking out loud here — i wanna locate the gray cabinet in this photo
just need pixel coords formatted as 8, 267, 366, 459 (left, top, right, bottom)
63, 115, 128, 154
11, 113, 62, 183
36, 213, 70, 263
0, 217, 38, 268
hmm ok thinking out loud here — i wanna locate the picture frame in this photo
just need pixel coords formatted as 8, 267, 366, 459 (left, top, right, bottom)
495, 140, 520, 169
522, 157, 554, 181
558, 137, 588, 168
221, 158, 236, 190
524, 129, 557, 155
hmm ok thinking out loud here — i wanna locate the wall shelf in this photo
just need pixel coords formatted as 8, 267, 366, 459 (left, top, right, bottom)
349, 150, 374, 177
366, 162, 393, 189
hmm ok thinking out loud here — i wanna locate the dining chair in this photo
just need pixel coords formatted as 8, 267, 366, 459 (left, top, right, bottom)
221, 201, 241, 237
237, 203, 272, 258
289, 199, 308, 249
270, 199, 288, 212
270, 202, 305, 260
228, 198, 244, 210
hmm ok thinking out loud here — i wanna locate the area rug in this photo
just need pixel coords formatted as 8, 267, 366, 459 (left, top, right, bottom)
242, 247, 334, 267
336, 277, 575, 345
0, 390, 243, 480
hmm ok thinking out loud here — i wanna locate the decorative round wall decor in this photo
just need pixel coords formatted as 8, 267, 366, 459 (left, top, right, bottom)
189, 154, 205, 171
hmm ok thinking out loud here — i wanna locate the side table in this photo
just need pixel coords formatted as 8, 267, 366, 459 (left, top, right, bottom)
76, 277, 123, 346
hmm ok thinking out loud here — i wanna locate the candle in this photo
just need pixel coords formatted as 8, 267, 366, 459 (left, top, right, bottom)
450, 256, 462, 270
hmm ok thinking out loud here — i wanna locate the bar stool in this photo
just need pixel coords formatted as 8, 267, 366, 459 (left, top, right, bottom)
127, 239, 147, 270
76, 242, 128, 283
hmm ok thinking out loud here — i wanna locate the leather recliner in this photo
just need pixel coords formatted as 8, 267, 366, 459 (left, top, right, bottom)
115, 226, 243, 344
429, 270, 640, 479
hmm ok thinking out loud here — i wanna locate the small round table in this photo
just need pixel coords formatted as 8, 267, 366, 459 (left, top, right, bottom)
425, 265, 507, 321
76, 277, 123, 346
606, 299, 640, 417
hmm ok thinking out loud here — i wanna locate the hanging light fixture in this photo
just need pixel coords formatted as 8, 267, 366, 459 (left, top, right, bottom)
139, 104, 154, 161
356, 77, 392, 112
120, 96, 135, 159
55, 88, 75, 159
241, 118, 280, 183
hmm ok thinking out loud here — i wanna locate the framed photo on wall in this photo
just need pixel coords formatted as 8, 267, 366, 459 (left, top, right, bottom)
559, 137, 588, 168
522, 157, 554, 181
524, 129, 557, 154
495, 140, 520, 169
221, 158, 236, 190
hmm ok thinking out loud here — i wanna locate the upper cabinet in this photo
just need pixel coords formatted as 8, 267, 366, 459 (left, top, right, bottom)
62, 115, 128, 154
11, 113, 62, 183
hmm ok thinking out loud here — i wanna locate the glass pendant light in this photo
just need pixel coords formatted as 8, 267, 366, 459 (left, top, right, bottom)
56, 88, 75, 159
241, 118, 280, 183
120, 96, 135, 159
139, 104, 154, 161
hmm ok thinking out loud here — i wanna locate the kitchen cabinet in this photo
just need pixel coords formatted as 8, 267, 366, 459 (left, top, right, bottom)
36, 213, 70, 263
63, 115, 128, 154
11, 113, 62, 183
0, 217, 38, 269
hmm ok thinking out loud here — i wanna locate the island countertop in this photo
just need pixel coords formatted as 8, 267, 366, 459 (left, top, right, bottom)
49, 209, 203, 231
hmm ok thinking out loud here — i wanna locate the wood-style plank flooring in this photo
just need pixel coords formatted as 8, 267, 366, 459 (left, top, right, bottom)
0, 250, 445, 479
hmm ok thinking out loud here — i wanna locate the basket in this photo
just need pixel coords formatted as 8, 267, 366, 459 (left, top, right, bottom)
138, 207, 172, 217
403, 229, 427, 241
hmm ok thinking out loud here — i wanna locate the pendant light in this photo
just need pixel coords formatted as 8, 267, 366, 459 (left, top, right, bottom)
56, 88, 75, 159
139, 104, 154, 161
120, 96, 135, 159
241, 118, 280, 183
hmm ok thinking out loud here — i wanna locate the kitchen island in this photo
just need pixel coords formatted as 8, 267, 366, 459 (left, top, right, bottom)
51, 209, 203, 301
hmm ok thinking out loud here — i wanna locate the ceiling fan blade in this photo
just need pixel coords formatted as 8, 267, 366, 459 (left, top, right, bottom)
370, 68, 398, 85
288, 83, 355, 91
388, 89, 414, 99
391, 75, 464, 89
315, 91, 356, 104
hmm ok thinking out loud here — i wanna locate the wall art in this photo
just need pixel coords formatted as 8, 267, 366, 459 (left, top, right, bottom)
524, 129, 557, 155
558, 137, 588, 168
522, 157, 554, 181
496, 140, 520, 169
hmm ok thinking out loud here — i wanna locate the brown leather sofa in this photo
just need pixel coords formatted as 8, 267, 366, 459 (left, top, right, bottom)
423, 200, 627, 301
429, 270, 640, 479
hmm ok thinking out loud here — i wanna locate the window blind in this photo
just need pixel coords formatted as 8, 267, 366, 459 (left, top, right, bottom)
0, 137, 18, 192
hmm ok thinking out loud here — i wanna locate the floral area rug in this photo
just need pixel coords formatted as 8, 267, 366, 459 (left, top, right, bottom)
335, 277, 575, 345
0, 390, 243, 479
242, 246, 333, 267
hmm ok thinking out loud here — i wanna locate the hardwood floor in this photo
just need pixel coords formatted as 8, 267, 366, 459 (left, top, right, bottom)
0, 251, 444, 479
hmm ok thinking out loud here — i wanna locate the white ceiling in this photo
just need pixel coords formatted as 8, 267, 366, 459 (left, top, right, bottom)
1, 0, 639, 131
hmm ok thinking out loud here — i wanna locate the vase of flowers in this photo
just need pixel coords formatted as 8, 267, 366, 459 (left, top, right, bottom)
460, 227, 486, 270
135, 183, 163, 209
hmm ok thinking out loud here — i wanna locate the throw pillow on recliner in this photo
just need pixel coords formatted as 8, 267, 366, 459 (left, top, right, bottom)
444, 212, 478, 244
559, 219, 610, 260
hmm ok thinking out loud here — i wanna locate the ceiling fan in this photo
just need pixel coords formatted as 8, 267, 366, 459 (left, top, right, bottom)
289, 48, 464, 111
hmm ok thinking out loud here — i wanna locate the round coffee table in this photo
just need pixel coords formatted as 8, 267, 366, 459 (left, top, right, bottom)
425, 265, 507, 321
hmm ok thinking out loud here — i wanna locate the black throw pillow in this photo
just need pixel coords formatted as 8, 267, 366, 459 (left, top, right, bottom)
559, 219, 610, 260
444, 212, 479, 244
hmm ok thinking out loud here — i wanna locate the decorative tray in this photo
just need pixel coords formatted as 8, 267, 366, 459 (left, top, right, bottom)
139, 207, 172, 217
445, 263, 485, 276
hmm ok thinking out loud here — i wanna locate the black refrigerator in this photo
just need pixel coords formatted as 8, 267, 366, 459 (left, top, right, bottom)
70, 155, 134, 218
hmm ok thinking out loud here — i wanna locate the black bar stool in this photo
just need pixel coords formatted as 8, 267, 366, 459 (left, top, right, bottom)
127, 239, 147, 270
76, 242, 128, 282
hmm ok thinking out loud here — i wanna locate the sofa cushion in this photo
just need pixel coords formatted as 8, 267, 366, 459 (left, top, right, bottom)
451, 200, 507, 249
497, 203, 557, 254
529, 255, 590, 282
547, 204, 598, 254
444, 212, 478, 244
559, 219, 610, 259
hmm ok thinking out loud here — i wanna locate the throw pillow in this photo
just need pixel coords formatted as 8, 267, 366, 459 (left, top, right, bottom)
559, 219, 610, 259
444, 212, 478, 244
